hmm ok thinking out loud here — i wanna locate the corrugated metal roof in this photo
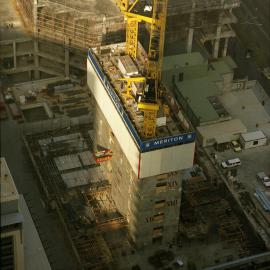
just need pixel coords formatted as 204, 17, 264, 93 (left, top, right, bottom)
241, 130, 266, 142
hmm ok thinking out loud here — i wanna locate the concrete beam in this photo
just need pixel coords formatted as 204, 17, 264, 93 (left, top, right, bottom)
13, 41, 17, 68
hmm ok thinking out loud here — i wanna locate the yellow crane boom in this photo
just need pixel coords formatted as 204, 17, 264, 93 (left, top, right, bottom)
116, 0, 168, 138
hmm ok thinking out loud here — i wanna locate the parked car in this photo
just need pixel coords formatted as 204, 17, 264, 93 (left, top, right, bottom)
221, 158, 241, 169
257, 172, 270, 187
173, 258, 184, 268
231, 140, 242, 152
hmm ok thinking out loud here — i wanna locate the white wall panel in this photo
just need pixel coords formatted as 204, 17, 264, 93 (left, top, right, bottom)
87, 59, 140, 175
87, 58, 195, 179
140, 142, 195, 178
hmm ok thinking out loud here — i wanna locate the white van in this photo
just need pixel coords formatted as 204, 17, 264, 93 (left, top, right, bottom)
221, 158, 241, 169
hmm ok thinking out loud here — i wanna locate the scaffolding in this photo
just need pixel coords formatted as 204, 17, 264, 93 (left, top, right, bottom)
23, 124, 127, 269
16, 0, 125, 50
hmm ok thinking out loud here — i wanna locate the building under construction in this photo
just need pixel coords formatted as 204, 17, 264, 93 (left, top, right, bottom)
166, 0, 240, 57
4, 0, 270, 269
87, 42, 196, 247
0, 0, 240, 84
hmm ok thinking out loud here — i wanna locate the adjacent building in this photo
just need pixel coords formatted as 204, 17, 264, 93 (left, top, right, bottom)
1, 157, 51, 270
1, 158, 24, 270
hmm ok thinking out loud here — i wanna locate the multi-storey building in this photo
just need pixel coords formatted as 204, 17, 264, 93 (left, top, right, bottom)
87, 43, 195, 247
0, 158, 24, 270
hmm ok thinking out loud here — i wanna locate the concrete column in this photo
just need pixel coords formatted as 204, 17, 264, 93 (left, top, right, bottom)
223, 37, 229, 57
13, 41, 17, 68
187, 28, 194, 54
213, 28, 221, 58
213, 12, 223, 58
33, 0, 38, 34
186, 2, 196, 53
64, 38, 70, 78
33, 39, 40, 80
65, 48, 70, 78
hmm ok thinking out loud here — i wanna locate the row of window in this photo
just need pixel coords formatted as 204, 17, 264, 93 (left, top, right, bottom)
155, 181, 178, 193
154, 199, 178, 209
0, 236, 14, 269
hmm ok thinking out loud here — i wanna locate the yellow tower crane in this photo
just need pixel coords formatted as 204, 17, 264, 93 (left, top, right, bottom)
116, 0, 168, 138
118, 77, 146, 98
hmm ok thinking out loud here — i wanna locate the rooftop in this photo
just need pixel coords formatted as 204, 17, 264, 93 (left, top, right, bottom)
91, 43, 191, 140
38, 0, 120, 18
197, 118, 247, 141
220, 84, 270, 137
0, 157, 19, 204
241, 130, 267, 142
20, 195, 52, 270
162, 53, 235, 125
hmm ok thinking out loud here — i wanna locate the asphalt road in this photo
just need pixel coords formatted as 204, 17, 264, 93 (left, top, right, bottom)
229, 0, 270, 96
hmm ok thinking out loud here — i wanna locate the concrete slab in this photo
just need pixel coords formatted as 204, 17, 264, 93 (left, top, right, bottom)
54, 154, 81, 171
61, 169, 90, 188
220, 88, 270, 137
79, 151, 96, 166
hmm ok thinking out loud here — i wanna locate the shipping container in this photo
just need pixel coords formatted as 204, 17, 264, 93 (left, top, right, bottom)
240, 130, 267, 149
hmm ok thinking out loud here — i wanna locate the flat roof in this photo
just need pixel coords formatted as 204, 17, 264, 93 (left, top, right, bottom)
91, 44, 190, 140
38, 0, 120, 17
163, 52, 205, 71
20, 195, 52, 270
0, 157, 19, 204
162, 53, 235, 124
220, 87, 270, 137
197, 118, 247, 138
241, 130, 266, 142
176, 77, 222, 123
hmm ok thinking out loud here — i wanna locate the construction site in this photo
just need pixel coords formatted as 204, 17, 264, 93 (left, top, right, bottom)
1, 0, 270, 270
1, 0, 240, 84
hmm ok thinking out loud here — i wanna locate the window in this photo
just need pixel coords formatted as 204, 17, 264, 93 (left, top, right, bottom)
155, 182, 167, 193
152, 236, 163, 244
253, 140, 258, 145
146, 216, 154, 223
167, 199, 178, 206
153, 213, 165, 223
154, 200, 166, 209
168, 181, 178, 189
157, 174, 168, 181
153, 226, 164, 237
0, 236, 14, 269
178, 72, 184, 82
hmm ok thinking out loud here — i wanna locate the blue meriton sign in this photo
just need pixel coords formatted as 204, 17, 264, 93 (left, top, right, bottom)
88, 50, 196, 152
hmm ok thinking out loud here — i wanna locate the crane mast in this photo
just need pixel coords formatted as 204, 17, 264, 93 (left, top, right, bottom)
116, 0, 168, 138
